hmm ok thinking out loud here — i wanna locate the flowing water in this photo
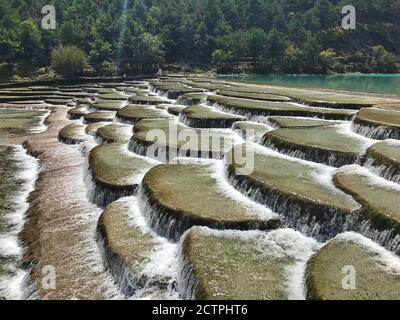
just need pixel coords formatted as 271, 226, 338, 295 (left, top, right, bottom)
1, 76, 399, 300
0, 109, 47, 299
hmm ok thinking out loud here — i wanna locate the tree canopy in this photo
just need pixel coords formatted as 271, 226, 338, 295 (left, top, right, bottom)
1, 0, 400, 74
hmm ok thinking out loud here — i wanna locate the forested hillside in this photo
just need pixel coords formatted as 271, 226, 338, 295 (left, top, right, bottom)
1, 0, 400, 76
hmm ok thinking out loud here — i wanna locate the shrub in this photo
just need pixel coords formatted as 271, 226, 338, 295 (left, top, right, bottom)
51, 46, 87, 78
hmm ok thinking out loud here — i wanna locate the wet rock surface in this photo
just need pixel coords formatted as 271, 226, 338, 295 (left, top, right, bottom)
1, 76, 399, 300
141, 162, 278, 241
262, 125, 372, 167
306, 233, 400, 300
180, 228, 318, 300
352, 108, 400, 140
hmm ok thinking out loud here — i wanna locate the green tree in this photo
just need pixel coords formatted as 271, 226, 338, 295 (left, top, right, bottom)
212, 49, 233, 72
51, 46, 87, 78
20, 19, 42, 60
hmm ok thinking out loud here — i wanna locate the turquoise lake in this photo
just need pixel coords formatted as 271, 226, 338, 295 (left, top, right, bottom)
219, 74, 400, 96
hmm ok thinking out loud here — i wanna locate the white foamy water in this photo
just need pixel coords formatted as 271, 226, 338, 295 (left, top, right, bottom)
0, 145, 40, 300
334, 123, 377, 151
28, 110, 50, 134
123, 197, 179, 300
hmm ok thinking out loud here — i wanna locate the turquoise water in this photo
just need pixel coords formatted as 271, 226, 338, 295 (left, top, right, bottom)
219, 74, 400, 95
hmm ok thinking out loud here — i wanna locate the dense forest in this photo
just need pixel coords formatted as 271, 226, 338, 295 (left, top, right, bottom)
1, 0, 400, 78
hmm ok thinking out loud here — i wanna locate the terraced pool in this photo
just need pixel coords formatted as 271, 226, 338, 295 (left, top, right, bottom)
0, 76, 399, 300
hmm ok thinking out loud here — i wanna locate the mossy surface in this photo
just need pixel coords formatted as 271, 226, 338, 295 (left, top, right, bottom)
366, 141, 400, 173
59, 123, 87, 144
306, 238, 400, 300
263, 126, 367, 166
208, 95, 356, 120
227, 144, 358, 213
67, 107, 89, 119
218, 90, 291, 102
98, 198, 155, 277
232, 84, 400, 108
117, 105, 172, 123
181, 229, 290, 300
96, 124, 133, 143
355, 108, 400, 128
84, 111, 116, 123
132, 119, 238, 156
85, 122, 110, 135
181, 105, 246, 128
90, 143, 155, 189
0, 109, 45, 133
92, 101, 126, 111
232, 121, 272, 141
268, 116, 342, 128
98, 93, 129, 101
142, 164, 277, 236
128, 95, 166, 105
333, 170, 400, 233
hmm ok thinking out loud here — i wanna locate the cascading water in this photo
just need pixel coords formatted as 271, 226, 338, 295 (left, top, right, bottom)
3, 77, 399, 300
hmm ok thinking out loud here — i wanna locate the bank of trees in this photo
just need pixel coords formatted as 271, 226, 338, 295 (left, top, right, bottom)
1, 0, 400, 76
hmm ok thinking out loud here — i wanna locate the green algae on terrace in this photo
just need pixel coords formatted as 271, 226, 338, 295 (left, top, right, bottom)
229, 83, 400, 108
306, 234, 400, 300
92, 100, 127, 111
268, 116, 343, 128
180, 228, 318, 300
98, 198, 155, 296
90, 143, 156, 191
333, 167, 400, 244
117, 105, 173, 124
217, 90, 291, 102
98, 93, 130, 101
262, 125, 370, 167
232, 121, 273, 141
67, 106, 89, 119
128, 95, 167, 105
59, 123, 87, 144
365, 140, 400, 183
0, 109, 45, 135
167, 105, 186, 116
181, 105, 246, 128
96, 124, 133, 143
181, 229, 289, 300
207, 95, 357, 120
84, 111, 116, 123
226, 144, 360, 235
178, 92, 209, 104
131, 118, 240, 159
141, 163, 278, 240
85, 122, 110, 135
355, 108, 400, 128
352, 108, 400, 139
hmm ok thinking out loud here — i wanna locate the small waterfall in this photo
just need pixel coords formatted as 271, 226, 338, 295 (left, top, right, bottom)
226, 167, 400, 254
363, 157, 400, 184
138, 182, 277, 243
351, 119, 400, 140
261, 135, 358, 168
0, 145, 39, 300
128, 138, 225, 162
179, 113, 241, 129
97, 197, 179, 299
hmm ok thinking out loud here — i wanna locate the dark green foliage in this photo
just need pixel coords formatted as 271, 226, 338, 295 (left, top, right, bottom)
51, 46, 87, 78
1, 0, 400, 75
